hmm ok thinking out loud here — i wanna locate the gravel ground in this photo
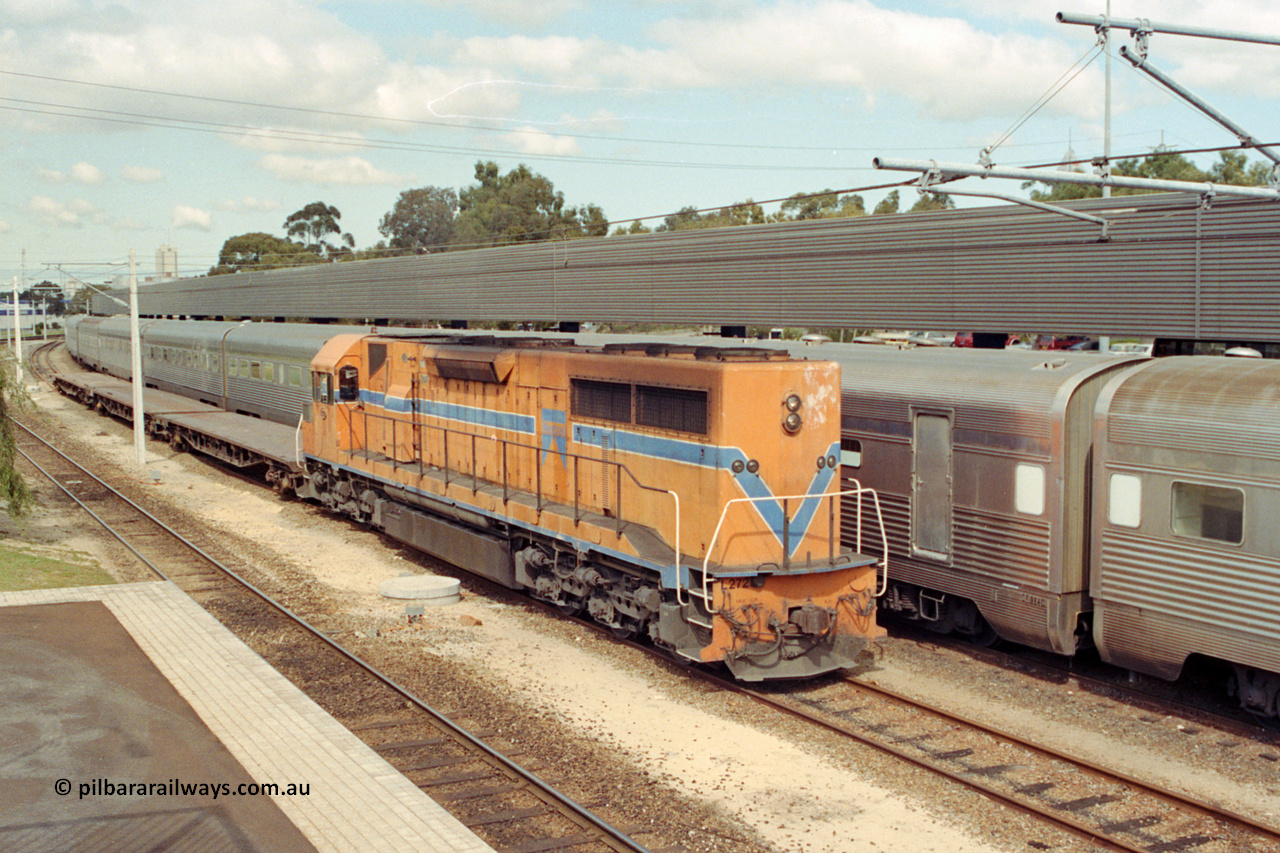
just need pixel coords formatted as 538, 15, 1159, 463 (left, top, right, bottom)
14, 373, 1280, 853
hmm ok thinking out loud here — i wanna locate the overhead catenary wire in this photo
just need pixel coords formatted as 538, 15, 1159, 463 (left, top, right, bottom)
983, 45, 1104, 159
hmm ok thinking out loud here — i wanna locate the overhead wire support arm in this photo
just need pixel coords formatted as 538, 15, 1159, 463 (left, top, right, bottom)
912, 176, 1112, 240
872, 157, 1280, 202
1056, 12, 1280, 48
1116, 46, 1280, 171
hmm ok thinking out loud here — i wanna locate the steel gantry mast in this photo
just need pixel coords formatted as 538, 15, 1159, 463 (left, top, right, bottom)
876, 12, 1280, 236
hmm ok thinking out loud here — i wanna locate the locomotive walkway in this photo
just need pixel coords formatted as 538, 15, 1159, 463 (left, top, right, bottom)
0, 582, 495, 853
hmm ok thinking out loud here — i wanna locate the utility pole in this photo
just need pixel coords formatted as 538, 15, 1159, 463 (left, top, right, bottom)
1102, 0, 1112, 198
129, 250, 145, 468
11, 277, 22, 385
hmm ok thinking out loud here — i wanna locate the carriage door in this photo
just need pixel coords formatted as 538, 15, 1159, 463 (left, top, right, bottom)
911, 410, 953, 562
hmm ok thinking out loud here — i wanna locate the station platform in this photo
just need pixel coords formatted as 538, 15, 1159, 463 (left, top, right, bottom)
0, 582, 495, 853
53, 369, 301, 469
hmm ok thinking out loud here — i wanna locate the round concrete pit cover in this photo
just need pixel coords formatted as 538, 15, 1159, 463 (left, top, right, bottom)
378, 574, 461, 605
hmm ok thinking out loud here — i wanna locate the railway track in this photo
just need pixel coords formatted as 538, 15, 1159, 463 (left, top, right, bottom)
528, 599, 1280, 853
758, 676, 1280, 853
27, 338, 1280, 851
11, 398, 655, 853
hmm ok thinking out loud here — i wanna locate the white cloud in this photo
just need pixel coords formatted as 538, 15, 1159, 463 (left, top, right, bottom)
36, 162, 105, 184
258, 154, 406, 186
29, 196, 99, 227
70, 161, 104, 184
120, 165, 164, 183
0, 219, 10, 233
503, 126, 581, 155
172, 205, 213, 230
414, 0, 583, 27
226, 126, 372, 154
215, 196, 282, 213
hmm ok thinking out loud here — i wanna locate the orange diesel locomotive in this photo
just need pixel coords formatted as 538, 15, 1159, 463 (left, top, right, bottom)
300, 333, 886, 680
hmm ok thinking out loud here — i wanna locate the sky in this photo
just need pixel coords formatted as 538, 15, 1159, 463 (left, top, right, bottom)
2, 0, 1279, 292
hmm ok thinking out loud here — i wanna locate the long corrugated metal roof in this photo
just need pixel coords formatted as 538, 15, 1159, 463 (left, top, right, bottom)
97, 191, 1280, 340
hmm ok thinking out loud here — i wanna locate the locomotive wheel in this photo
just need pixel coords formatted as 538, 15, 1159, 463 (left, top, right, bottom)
610, 622, 640, 640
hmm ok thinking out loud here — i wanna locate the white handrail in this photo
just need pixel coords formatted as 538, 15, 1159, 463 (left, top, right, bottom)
689, 483, 890, 606
294, 412, 305, 466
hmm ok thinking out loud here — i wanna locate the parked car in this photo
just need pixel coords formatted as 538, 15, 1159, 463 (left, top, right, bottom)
908, 331, 955, 347
1034, 334, 1091, 350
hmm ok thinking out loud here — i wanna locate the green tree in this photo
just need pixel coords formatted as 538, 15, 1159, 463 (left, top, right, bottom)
284, 201, 354, 257
378, 186, 459, 254
1024, 150, 1271, 201
779, 190, 866, 220
209, 232, 319, 275
655, 200, 764, 231
1207, 150, 1273, 186
0, 352, 33, 518
909, 192, 956, 213
454, 161, 608, 247
612, 220, 653, 236
873, 190, 900, 215
22, 281, 65, 316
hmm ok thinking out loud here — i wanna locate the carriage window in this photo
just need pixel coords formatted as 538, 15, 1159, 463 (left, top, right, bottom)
1015, 463, 1045, 516
1172, 482, 1243, 544
636, 384, 707, 434
572, 379, 632, 424
263, 362, 274, 383
1108, 474, 1142, 528
337, 365, 360, 402
288, 365, 302, 388
841, 438, 862, 468
251, 361, 262, 380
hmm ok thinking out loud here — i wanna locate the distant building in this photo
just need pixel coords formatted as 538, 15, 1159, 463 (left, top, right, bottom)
156, 244, 178, 279
0, 302, 48, 331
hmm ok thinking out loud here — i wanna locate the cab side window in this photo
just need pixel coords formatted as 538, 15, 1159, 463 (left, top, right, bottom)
337, 365, 360, 403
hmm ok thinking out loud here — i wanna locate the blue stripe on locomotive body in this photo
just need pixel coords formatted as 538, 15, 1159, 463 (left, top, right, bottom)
573, 422, 841, 562
360, 389, 536, 434
355, 385, 841, 564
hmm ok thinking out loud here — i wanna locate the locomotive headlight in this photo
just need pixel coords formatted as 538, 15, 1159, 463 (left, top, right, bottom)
731, 459, 745, 474
746, 459, 760, 474
827, 454, 838, 469
784, 393, 803, 413
783, 412, 803, 434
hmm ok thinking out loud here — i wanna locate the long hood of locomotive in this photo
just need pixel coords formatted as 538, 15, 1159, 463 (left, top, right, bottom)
308, 336, 845, 580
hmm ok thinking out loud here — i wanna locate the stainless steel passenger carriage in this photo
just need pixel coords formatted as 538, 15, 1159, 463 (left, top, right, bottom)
834, 348, 1138, 653
142, 319, 246, 409
219, 323, 360, 424
1092, 357, 1280, 716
